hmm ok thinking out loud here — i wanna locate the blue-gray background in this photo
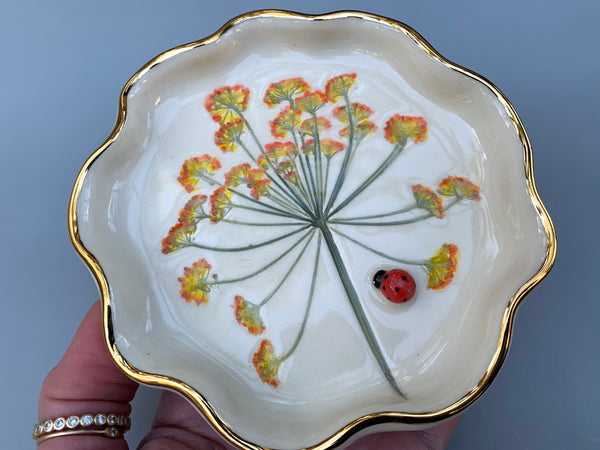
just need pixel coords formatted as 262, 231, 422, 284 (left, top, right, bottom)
2, 0, 598, 448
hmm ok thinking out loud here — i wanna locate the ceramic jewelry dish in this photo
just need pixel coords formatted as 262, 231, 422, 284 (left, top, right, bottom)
70, 10, 556, 450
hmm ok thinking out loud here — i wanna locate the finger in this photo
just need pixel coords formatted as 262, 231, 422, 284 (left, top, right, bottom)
37, 300, 138, 449
347, 416, 461, 450
138, 390, 232, 449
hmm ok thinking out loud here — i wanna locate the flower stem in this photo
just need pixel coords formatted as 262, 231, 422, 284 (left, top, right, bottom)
228, 188, 308, 221
310, 112, 325, 213
330, 203, 416, 222
289, 101, 319, 213
236, 109, 314, 217
302, 152, 320, 212
292, 132, 318, 213
289, 159, 313, 208
318, 223, 407, 398
197, 172, 304, 220
295, 129, 320, 214
220, 218, 304, 227
323, 158, 331, 206
331, 198, 461, 226
188, 224, 310, 253
280, 233, 322, 361
200, 174, 220, 186
331, 228, 429, 267
238, 140, 309, 214
328, 140, 407, 218
258, 231, 316, 308
266, 191, 307, 217
214, 230, 313, 284
323, 93, 355, 215
232, 203, 308, 221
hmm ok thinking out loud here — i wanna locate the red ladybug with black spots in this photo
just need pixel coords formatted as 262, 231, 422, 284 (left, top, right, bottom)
373, 269, 416, 303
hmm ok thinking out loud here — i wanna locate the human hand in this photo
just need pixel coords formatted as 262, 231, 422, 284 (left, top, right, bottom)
36, 301, 459, 449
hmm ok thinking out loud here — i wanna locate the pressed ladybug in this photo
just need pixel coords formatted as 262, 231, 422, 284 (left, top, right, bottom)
373, 269, 416, 303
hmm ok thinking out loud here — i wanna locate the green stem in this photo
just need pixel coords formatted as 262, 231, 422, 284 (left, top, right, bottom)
323, 93, 355, 215
188, 224, 309, 253
229, 186, 307, 220
233, 203, 309, 221
280, 233, 322, 361
292, 131, 318, 213
266, 191, 307, 217
310, 113, 325, 213
330, 204, 417, 222
295, 128, 319, 214
236, 109, 314, 217
318, 223, 406, 398
331, 198, 461, 226
220, 218, 304, 227
214, 230, 313, 284
238, 140, 307, 214
302, 152, 319, 212
331, 228, 429, 267
289, 159, 313, 208
328, 140, 406, 218
198, 173, 304, 220
258, 231, 316, 307
323, 158, 331, 205
200, 174, 220, 186
289, 101, 319, 213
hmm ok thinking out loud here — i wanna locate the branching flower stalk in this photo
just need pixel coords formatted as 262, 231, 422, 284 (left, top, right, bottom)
162, 74, 482, 396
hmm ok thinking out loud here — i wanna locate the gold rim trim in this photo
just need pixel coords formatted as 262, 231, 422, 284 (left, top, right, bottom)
68, 9, 557, 450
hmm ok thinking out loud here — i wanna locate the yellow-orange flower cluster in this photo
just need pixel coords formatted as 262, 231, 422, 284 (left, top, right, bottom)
256, 154, 269, 169
333, 103, 373, 124
223, 164, 274, 199
340, 121, 377, 139
438, 176, 481, 201
177, 155, 222, 193
250, 179, 271, 200
295, 91, 327, 113
253, 339, 282, 387
214, 118, 246, 153
301, 139, 315, 156
264, 77, 311, 107
276, 160, 298, 183
223, 163, 250, 188
325, 73, 356, 102
384, 114, 427, 144
264, 142, 297, 162
334, 103, 376, 140
162, 195, 208, 254
209, 186, 233, 222
246, 168, 271, 199
427, 244, 459, 290
299, 138, 344, 159
161, 222, 195, 254
178, 194, 208, 226
319, 139, 345, 159
270, 106, 302, 138
232, 295, 265, 335
412, 184, 444, 218
204, 85, 250, 123
299, 117, 331, 137
178, 258, 213, 305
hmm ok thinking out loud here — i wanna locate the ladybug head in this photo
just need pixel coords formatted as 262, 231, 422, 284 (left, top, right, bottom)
372, 270, 387, 289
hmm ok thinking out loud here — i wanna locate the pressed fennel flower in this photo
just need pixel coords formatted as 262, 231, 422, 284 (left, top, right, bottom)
161, 73, 479, 394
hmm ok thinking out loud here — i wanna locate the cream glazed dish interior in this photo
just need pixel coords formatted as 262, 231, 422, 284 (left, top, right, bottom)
71, 11, 556, 450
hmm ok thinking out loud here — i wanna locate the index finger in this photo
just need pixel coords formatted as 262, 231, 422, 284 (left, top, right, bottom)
36, 300, 138, 449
